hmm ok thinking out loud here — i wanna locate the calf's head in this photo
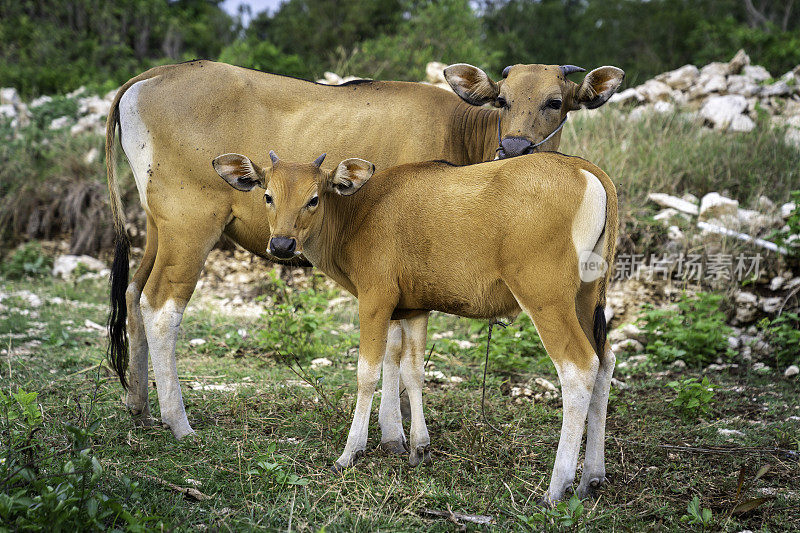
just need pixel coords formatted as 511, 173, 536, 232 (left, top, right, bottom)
213, 151, 374, 259
444, 63, 624, 158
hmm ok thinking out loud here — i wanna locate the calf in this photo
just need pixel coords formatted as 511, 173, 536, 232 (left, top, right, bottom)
213, 151, 618, 504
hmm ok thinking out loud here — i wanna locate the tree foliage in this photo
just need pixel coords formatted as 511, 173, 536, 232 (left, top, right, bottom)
1, 0, 799, 97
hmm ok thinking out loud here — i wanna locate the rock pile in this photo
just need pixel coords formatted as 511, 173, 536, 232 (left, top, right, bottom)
609, 49, 800, 146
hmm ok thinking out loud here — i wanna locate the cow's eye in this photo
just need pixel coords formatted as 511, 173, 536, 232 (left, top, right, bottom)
547, 99, 563, 110
496, 96, 508, 109
306, 196, 319, 208
265, 193, 273, 205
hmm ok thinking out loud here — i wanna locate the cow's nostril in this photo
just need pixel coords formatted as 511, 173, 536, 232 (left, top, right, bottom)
500, 137, 534, 158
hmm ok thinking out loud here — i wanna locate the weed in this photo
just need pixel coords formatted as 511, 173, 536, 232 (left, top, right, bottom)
469, 314, 548, 374
759, 312, 800, 368
770, 190, 800, 259
639, 292, 733, 368
681, 495, 713, 530
668, 377, 715, 420
519, 493, 586, 531
249, 442, 309, 490
0, 242, 52, 279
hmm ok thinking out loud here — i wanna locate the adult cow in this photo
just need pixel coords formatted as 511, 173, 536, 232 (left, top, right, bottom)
106, 60, 624, 440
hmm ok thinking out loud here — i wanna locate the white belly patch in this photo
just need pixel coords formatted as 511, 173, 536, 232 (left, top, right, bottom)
572, 169, 607, 276
119, 79, 155, 214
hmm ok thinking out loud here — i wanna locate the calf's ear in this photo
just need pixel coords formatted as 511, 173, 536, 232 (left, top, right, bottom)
212, 153, 267, 191
444, 63, 500, 106
329, 158, 375, 196
572, 66, 625, 109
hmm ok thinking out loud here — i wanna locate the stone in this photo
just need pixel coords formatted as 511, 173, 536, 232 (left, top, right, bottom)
0, 104, 15, 120
604, 305, 614, 323
84, 147, 99, 164
671, 359, 687, 369
189, 338, 206, 346
653, 101, 674, 114
726, 75, 762, 97
761, 81, 792, 97
729, 113, 755, 132
612, 339, 644, 353
426, 61, 447, 84
637, 79, 672, 102
661, 64, 700, 90
611, 378, 629, 390
52, 255, 107, 278
701, 62, 730, 78
785, 128, 800, 149
700, 95, 748, 130
629, 105, 652, 121
608, 87, 644, 105
728, 49, 750, 74
718, 428, 745, 437
49, 116, 70, 130
759, 296, 782, 314
733, 291, 758, 324
0, 87, 21, 105
727, 336, 740, 350
648, 193, 700, 215
769, 276, 785, 291
752, 362, 771, 373
621, 323, 646, 342
654, 208, 691, 226
742, 65, 771, 83
322, 72, 342, 84
534, 377, 558, 393
667, 225, 685, 243
30, 95, 53, 108
682, 193, 700, 205
785, 365, 799, 377
780, 202, 797, 219
67, 86, 87, 98
756, 195, 775, 212
310, 357, 333, 369
699, 192, 739, 221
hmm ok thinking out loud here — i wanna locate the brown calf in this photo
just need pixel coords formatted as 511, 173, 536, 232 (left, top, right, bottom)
213, 151, 618, 504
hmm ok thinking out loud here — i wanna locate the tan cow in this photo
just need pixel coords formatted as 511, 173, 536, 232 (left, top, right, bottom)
106, 60, 624, 440
213, 150, 618, 505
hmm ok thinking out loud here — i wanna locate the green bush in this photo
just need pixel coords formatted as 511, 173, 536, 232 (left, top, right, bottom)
638, 293, 734, 368
218, 39, 306, 78
770, 190, 800, 258
469, 315, 548, 374
0, 386, 153, 530
668, 377, 716, 420
760, 312, 800, 368
0, 242, 53, 279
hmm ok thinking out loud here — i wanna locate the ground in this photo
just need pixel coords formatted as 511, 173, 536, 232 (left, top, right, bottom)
1, 255, 798, 531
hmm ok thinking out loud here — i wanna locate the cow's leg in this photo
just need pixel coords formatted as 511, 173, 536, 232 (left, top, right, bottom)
379, 321, 408, 454
125, 214, 158, 425
511, 283, 598, 505
140, 218, 222, 440
573, 281, 615, 499
399, 313, 431, 467
334, 294, 394, 470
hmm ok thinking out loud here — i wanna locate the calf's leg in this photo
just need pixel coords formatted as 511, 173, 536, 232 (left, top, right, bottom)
399, 313, 431, 467
379, 321, 408, 454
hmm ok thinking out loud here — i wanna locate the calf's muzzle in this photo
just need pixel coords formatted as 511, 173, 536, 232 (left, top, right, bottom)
499, 136, 535, 159
269, 236, 297, 259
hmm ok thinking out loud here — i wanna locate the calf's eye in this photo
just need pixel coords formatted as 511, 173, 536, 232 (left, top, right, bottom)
265, 193, 273, 204
548, 99, 563, 110
307, 196, 319, 208
496, 96, 508, 109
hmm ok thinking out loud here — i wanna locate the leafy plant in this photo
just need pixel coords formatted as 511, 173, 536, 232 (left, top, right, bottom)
759, 312, 800, 368
639, 293, 733, 368
0, 242, 53, 279
770, 190, 800, 259
681, 495, 713, 530
249, 443, 309, 490
519, 493, 586, 531
470, 315, 548, 374
668, 377, 715, 420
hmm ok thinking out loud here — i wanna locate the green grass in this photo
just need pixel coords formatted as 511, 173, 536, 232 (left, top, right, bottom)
2, 271, 798, 531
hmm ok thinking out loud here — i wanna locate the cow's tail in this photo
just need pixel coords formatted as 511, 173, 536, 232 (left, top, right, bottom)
591, 169, 618, 361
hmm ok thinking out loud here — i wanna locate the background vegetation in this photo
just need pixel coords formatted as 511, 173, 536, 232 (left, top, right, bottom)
2, 0, 800, 97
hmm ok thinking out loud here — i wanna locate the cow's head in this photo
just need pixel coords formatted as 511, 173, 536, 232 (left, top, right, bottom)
444, 63, 624, 158
213, 151, 374, 259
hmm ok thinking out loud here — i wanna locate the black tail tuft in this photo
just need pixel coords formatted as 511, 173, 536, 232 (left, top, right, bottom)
592, 305, 607, 358
107, 233, 130, 389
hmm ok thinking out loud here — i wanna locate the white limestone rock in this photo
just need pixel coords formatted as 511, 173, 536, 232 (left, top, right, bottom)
699, 192, 739, 221
700, 95, 748, 130
661, 64, 700, 90
52, 255, 107, 278
785, 365, 799, 378
609, 87, 644, 105
648, 193, 700, 216
742, 65, 771, 83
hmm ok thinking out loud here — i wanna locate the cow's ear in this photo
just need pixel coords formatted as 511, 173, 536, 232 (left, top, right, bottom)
572, 66, 625, 110
213, 153, 267, 191
328, 158, 375, 196
444, 63, 500, 106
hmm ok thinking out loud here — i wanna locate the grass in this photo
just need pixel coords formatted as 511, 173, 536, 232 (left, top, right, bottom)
2, 268, 799, 531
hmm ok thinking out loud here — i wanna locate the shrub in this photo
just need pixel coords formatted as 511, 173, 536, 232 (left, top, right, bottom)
638, 292, 734, 368
770, 190, 800, 259
668, 377, 715, 420
0, 242, 53, 279
681, 495, 713, 530
760, 312, 800, 368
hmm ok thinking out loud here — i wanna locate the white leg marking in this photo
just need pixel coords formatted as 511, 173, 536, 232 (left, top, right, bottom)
125, 282, 151, 420
336, 356, 382, 468
546, 359, 598, 504
119, 79, 155, 214
140, 294, 193, 439
578, 349, 615, 497
379, 322, 406, 450
399, 314, 430, 466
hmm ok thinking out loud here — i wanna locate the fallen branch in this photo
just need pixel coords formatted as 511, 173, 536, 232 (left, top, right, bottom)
420, 507, 493, 526
135, 472, 211, 501
697, 221, 787, 254
615, 438, 798, 460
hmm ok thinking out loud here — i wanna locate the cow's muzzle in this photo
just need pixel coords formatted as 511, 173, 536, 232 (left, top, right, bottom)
269, 236, 297, 259
498, 136, 536, 159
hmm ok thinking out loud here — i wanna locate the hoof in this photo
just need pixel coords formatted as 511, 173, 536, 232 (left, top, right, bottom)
380, 439, 409, 455
576, 476, 607, 499
332, 449, 366, 473
164, 421, 195, 441
131, 414, 156, 427
408, 445, 432, 468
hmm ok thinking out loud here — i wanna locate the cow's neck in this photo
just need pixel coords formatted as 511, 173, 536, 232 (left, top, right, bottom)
451, 103, 500, 164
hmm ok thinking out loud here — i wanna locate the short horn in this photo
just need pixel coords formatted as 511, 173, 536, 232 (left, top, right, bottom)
312, 153, 326, 168
269, 150, 279, 164
560, 65, 586, 76
502, 65, 512, 78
